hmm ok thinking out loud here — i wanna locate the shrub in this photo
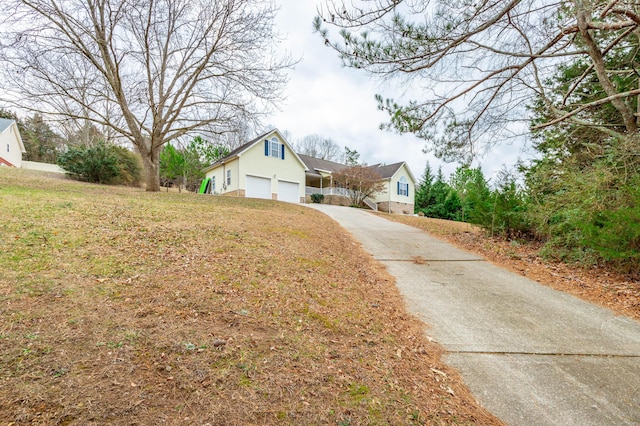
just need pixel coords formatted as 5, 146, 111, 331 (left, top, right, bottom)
58, 142, 142, 186
310, 193, 324, 203
111, 145, 143, 186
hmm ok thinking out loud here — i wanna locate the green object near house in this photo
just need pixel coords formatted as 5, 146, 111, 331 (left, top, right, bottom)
198, 178, 211, 194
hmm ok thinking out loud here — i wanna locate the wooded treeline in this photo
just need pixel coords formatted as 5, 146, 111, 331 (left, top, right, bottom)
317, 1, 640, 273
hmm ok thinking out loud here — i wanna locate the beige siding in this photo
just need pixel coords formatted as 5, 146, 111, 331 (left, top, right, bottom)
237, 133, 305, 201
204, 130, 306, 201
205, 158, 240, 195
371, 163, 415, 208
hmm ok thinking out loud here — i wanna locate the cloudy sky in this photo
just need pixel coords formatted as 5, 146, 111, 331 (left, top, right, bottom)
267, 0, 532, 183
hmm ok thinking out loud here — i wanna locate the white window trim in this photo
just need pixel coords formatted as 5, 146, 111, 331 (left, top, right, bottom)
398, 176, 409, 196
270, 138, 279, 157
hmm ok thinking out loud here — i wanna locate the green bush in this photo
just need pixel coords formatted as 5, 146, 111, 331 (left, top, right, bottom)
112, 145, 143, 186
310, 193, 324, 203
57, 142, 142, 186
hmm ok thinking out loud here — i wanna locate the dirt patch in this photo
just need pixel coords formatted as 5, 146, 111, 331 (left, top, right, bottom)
0, 169, 501, 425
384, 214, 640, 322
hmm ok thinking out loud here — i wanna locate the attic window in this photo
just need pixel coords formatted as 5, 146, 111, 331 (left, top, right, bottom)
397, 176, 409, 196
6, 144, 9, 153
265, 137, 285, 159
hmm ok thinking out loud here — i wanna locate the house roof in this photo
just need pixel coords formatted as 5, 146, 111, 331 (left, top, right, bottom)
300, 155, 415, 183
203, 128, 307, 172
369, 162, 402, 179
297, 154, 347, 176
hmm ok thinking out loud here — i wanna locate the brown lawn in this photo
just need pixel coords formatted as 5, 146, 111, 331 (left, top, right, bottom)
0, 168, 501, 425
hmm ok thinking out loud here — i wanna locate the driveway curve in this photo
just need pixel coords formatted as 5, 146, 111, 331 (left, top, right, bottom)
306, 204, 640, 425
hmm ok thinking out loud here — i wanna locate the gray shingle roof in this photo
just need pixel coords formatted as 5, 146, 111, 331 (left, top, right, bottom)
297, 154, 347, 174
299, 154, 406, 180
370, 162, 404, 179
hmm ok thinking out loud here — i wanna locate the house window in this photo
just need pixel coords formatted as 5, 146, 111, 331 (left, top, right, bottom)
6, 144, 9, 153
211, 176, 216, 193
265, 137, 285, 159
397, 176, 409, 196
226, 169, 231, 185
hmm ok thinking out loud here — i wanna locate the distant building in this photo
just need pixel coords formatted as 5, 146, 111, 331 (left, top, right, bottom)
0, 118, 26, 168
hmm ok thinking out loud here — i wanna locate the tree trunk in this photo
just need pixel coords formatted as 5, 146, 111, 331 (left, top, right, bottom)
576, 3, 638, 134
142, 147, 161, 192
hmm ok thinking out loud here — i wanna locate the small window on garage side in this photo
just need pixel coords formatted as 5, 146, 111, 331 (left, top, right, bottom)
226, 169, 231, 185
211, 176, 216, 192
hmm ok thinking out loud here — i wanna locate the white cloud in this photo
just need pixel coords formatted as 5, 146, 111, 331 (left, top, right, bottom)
268, 0, 528, 185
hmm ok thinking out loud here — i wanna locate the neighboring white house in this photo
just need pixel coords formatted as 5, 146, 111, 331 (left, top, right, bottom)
202, 129, 308, 203
0, 118, 26, 168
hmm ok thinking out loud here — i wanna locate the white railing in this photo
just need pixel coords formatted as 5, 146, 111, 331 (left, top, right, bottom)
306, 186, 378, 211
363, 197, 378, 211
305, 186, 349, 197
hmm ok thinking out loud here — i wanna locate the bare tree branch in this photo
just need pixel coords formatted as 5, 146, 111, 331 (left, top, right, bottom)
0, 0, 294, 190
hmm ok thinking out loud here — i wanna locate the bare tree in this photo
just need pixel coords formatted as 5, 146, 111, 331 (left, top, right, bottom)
315, 1, 640, 162
295, 133, 342, 161
332, 165, 385, 206
0, 0, 292, 190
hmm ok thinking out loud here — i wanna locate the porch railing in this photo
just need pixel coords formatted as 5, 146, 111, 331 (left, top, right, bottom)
305, 186, 349, 197
306, 186, 378, 211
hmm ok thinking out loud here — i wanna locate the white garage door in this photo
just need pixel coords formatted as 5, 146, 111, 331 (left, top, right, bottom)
245, 175, 271, 199
278, 180, 300, 203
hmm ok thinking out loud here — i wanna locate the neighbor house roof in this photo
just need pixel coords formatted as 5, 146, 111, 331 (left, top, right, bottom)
0, 157, 16, 167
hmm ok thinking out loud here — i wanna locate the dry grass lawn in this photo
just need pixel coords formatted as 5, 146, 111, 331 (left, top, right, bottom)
0, 168, 501, 425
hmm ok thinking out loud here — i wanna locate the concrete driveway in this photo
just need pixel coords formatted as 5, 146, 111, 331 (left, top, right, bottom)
306, 204, 640, 425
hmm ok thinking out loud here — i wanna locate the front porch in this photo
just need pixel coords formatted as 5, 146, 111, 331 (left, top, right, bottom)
305, 185, 378, 211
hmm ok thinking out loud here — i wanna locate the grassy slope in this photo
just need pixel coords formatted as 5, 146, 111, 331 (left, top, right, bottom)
0, 169, 501, 425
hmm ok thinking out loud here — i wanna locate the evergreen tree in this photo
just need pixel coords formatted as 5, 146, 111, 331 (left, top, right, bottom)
22, 114, 62, 163
420, 167, 461, 220
159, 144, 185, 191
414, 162, 435, 213
344, 146, 360, 165
449, 165, 491, 225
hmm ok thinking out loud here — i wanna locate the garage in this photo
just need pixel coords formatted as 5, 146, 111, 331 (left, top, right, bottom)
278, 180, 300, 203
245, 175, 271, 199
